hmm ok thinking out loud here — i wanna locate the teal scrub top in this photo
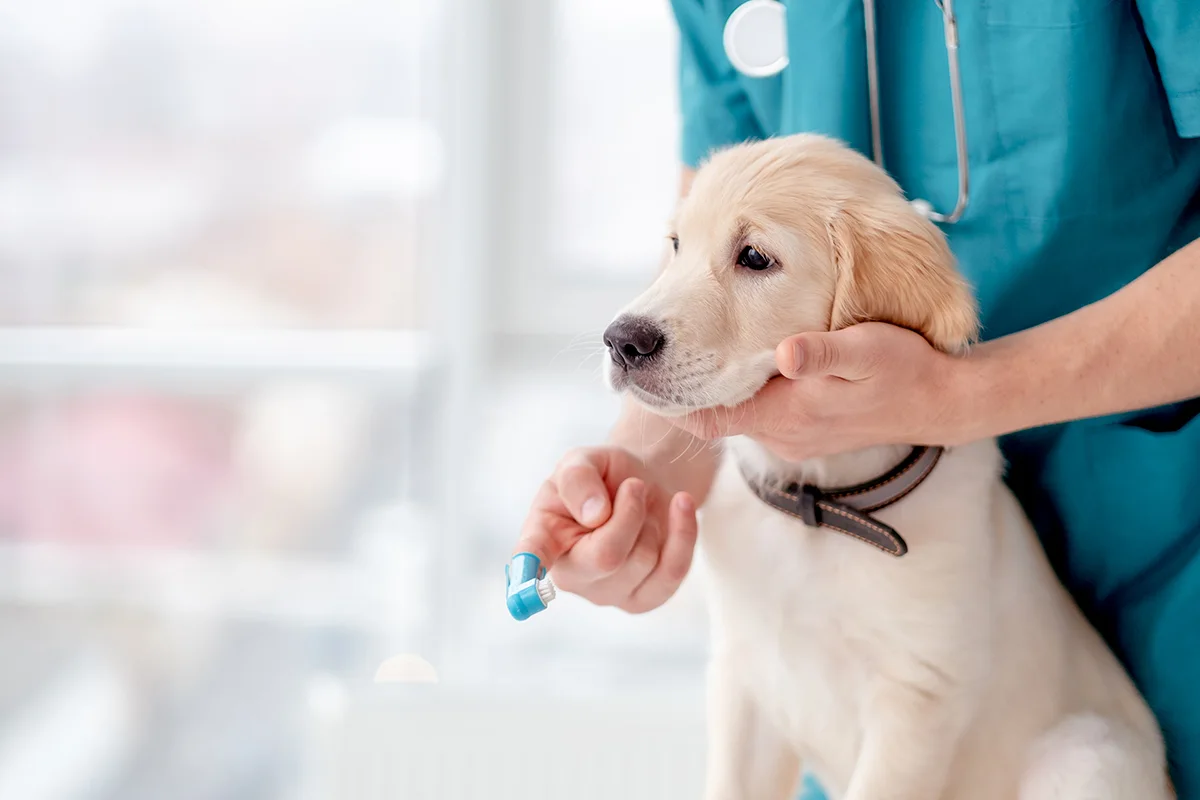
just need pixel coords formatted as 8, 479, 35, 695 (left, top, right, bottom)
671, 0, 1200, 795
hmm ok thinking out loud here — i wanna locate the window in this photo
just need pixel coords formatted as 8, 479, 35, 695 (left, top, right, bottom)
496, 0, 682, 335
0, 2, 447, 796
0, 0, 437, 329
0, 2, 709, 797
547, 0, 680, 278
457, 0, 708, 714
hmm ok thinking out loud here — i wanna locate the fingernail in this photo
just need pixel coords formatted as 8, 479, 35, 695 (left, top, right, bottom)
675, 494, 694, 514
789, 342, 804, 375
581, 496, 605, 526
628, 480, 646, 502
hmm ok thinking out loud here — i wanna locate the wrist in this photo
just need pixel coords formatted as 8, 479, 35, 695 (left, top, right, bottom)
944, 335, 1059, 444
922, 350, 979, 446
608, 398, 720, 498
931, 344, 1012, 446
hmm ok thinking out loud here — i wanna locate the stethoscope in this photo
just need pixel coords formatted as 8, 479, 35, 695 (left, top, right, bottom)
723, 0, 969, 224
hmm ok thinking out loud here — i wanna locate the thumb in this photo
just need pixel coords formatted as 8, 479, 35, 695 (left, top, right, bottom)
776, 328, 875, 380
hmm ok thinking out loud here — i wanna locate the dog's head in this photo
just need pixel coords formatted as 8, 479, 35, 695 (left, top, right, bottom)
603, 135, 978, 415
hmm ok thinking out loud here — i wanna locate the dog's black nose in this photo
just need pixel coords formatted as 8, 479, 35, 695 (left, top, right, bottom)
603, 316, 666, 369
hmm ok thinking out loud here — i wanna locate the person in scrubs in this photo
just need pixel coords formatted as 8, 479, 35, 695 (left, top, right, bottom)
516, 1, 1200, 797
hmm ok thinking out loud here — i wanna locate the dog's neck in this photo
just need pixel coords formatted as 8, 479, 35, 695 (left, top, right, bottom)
728, 436, 914, 491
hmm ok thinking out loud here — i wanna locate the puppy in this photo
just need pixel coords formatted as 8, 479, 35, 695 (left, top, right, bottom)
603, 135, 1172, 800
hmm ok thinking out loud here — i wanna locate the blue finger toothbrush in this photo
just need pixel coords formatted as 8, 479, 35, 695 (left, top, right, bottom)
505, 552, 557, 620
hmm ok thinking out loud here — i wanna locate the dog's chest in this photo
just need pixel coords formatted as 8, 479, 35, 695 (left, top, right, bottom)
699, 468, 898, 769
697, 453, 993, 780
731, 567, 878, 778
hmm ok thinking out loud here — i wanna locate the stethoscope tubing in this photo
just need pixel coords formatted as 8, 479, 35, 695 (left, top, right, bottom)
724, 0, 970, 224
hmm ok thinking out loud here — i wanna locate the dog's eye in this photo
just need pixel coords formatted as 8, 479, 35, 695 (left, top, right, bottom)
669, 235, 679, 254
737, 245, 773, 271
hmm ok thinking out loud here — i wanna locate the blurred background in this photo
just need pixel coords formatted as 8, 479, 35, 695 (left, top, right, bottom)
0, 0, 711, 798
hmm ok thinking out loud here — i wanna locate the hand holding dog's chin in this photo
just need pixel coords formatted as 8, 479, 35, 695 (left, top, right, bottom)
669, 322, 976, 462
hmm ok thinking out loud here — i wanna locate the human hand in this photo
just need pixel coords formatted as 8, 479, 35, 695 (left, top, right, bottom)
669, 323, 975, 461
513, 447, 699, 613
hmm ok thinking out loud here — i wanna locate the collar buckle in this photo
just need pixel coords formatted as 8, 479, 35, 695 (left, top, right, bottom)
783, 482, 820, 528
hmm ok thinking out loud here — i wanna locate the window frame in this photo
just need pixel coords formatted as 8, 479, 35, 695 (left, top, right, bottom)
490, 0, 682, 338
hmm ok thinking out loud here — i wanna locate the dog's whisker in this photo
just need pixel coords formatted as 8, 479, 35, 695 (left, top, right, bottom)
549, 329, 606, 359
550, 342, 606, 369
572, 348, 606, 372
684, 435, 702, 464
644, 415, 677, 453
567, 328, 604, 345
669, 425, 697, 465
734, 396, 754, 433
639, 399, 648, 453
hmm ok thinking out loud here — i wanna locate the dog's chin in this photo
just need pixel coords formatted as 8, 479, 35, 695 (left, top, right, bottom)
626, 386, 695, 417
621, 377, 772, 418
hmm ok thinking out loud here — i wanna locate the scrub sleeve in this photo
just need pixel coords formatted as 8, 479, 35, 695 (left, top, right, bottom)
672, 0, 765, 168
1138, 0, 1200, 139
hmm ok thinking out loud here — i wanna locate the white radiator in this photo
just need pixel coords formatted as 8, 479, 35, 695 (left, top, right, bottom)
306, 690, 708, 800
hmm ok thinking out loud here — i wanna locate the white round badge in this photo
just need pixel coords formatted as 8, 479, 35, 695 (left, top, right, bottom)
723, 0, 789, 78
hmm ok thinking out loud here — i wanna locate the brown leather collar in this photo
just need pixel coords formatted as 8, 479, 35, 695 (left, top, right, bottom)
739, 446, 944, 557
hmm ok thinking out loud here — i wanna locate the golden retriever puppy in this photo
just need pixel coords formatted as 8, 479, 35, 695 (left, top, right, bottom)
602, 135, 1172, 800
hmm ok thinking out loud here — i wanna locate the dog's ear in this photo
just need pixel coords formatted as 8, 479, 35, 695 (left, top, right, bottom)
827, 201, 979, 353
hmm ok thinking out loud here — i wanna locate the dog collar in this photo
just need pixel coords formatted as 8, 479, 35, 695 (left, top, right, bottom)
739, 446, 944, 557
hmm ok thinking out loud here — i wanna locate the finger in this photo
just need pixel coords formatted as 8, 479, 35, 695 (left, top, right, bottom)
513, 480, 591, 569
593, 523, 662, 607
777, 328, 875, 381
624, 492, 699, 613
553, 449, 612, 528
564, 477, 647, 577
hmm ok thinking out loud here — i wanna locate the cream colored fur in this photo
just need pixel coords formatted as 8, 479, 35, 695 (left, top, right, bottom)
605, 135, 1173, 800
